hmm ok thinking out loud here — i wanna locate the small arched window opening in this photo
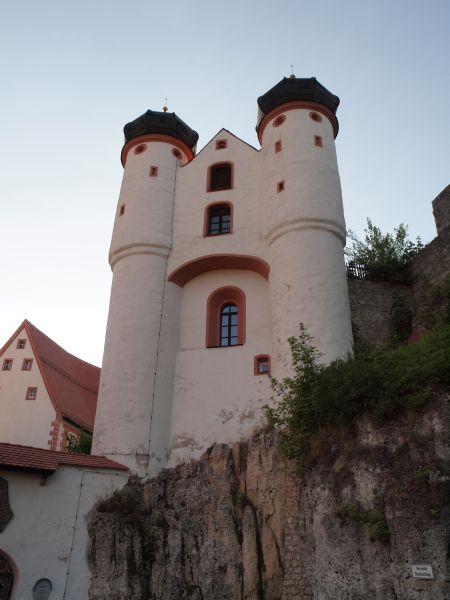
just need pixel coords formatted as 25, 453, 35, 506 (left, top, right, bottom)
205, 203, 232, 236
0, 552, 14, 600
206, 286, 245, 347
208, 163, 233, 192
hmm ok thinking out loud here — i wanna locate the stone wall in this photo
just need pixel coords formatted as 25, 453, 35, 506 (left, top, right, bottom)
88, 397, 450, 600
348, 185, 450, 346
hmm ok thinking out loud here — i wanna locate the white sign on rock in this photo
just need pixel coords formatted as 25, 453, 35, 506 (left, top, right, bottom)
412, 564, 434, 579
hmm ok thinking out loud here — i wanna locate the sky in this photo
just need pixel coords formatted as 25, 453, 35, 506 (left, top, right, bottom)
1, 0, 449, 365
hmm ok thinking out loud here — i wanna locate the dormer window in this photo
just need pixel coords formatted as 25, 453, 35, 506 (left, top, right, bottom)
205, 203, 232, 236
208, 163, 233, 192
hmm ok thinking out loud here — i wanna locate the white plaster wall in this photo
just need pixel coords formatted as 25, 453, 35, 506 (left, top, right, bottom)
261, 109, 353, 372
0, 466, 127, 600
169, 269, 272, 465
0, 328, 57, 449
168, 130, 262, 274
93, 141, 181, 476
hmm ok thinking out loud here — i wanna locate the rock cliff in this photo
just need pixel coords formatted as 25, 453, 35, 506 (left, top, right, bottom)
88, 396, 449, 599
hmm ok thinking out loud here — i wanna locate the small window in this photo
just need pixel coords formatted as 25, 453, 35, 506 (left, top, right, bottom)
149, 166, 158, 177
119, 204, 125, 216
2, 359, 13, 371
17, 339, 26, 349
277, 180, 285, 193
215, 139, 227, 150
208, 163, 232, 191
220, 303, 239, 347
254, 355, 271, 375
275, 140, 282, 153
273, 114, 286, 127
206, 204, 231, 236
172, 148, 182, 160
26, 387, 38, 400
314, 135, 323, 148
134, 144, 147, 155
309, 111, 323, 123
22, 359, 33, 371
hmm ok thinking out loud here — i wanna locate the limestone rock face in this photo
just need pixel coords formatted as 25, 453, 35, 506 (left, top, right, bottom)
88, 398, 450, 600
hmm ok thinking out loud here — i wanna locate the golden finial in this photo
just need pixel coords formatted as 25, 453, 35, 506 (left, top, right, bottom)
289, 64, 296, 79
163, 98, 168, 113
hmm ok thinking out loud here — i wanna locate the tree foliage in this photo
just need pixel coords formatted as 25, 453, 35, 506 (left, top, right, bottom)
265, 324, 450, 459
346, 219, 423, 281
66, 429, 92, 454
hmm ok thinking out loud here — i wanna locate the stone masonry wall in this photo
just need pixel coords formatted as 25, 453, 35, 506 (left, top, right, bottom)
348, 185, 450, 346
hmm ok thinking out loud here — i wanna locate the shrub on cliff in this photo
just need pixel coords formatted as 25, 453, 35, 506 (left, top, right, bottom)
346, 219, 423, 281
265, 324, 450, 458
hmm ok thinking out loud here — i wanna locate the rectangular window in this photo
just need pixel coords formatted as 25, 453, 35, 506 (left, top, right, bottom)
2, 359, 13, 371
254, 355, 271, 375
215, 139, 227, 150
26, 387, 38, 400
119, 204, 125, 216
275, 140, 282, 153
17, 339, 26, 349
22, 359, 33, 371
277, 180, 285, 193
314, 135, 323, 148
149, 166, 159, 177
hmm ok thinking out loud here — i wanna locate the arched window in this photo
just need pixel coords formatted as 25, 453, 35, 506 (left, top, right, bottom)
0, 553, 14, 600
205, 203, 232, 236
206, 286, 245, 347
208, 163, 233, 191
220, 303, 238, 346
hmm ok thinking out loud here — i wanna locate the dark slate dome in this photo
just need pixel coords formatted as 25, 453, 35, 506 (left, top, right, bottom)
124, 110, 199, 150
257, 77, 340, 117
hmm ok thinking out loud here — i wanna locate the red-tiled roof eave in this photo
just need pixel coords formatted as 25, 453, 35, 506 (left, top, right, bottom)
0, 442, 128, 474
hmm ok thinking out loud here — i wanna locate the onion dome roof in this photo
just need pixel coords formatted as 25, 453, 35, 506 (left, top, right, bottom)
124, 109, 199, 150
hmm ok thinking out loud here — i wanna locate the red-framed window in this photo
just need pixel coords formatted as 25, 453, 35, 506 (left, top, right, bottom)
17, 339, 26, 349
22, 358, 33, 371
26, 387, 38, 400
207, 162, 233, 192
2, 359, 13, 371
206, 286, 246, 348
204, 203, 232, 236
254, 355, 271, 375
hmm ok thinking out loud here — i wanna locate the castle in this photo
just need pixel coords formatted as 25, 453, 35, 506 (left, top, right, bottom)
92, 75, 354, 476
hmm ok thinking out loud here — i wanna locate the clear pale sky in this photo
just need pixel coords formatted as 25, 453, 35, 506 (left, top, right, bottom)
1, 0, 449, 365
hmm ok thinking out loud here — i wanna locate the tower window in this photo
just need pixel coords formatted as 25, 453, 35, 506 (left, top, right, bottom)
134, 144, 147, 155
17, 339, 26, 349
215, 139, 227, 150
205, 203, 232, 236
150, 166, 158, 177
119, 204, 125, 216
273, 114, 286, 127
208, 163, 233, 191
206, 286, 246, 347
2, 359, 13, 371
22, 358, 33, 371
254, 355, 271, 375
314, 135, 323, 148
309, 111, 323, 123
26, 387, 38, 400
275, 140, 282, 153
277, 180, 285, 193
220, 304, 239, 346
172, 148, 182, 160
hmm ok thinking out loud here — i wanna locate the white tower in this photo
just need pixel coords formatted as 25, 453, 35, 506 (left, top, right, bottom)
92, 110, 198, 474
257, 76, 353, 373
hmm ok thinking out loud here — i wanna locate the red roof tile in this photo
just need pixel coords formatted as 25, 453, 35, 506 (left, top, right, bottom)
0, 442, 128, 473
24, 320, 100, 431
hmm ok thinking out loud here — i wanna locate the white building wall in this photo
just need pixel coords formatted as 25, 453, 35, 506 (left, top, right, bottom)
169, 269, 272, 465
168, 130, 262, 273
0, 328, 57, 449
0, 466, 127, 600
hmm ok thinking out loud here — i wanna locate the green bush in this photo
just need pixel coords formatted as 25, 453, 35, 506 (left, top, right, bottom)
346, 219, 423, 281
265, 324, 450, 458
66, 429, 92, 454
